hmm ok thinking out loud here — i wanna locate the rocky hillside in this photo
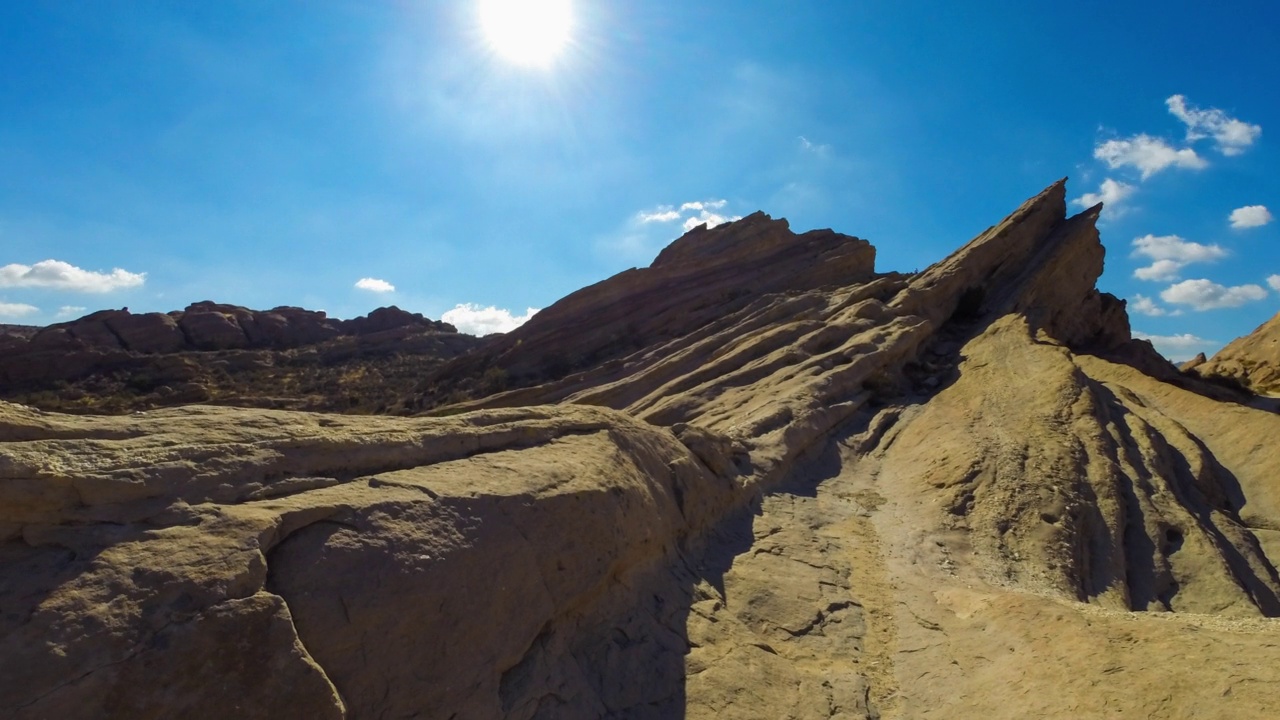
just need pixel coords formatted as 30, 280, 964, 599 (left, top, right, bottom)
3, 181, 1279, 719
1185, 310, 1280, 394
0, 304, 480, 414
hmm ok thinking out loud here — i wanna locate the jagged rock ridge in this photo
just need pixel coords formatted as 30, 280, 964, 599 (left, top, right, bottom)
2, 181, 1279, 719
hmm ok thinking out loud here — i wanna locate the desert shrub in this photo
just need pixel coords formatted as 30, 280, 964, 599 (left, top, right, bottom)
480, 366, 508, 394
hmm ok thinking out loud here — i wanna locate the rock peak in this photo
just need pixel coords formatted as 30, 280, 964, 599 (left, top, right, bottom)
7, 181, 1280, 718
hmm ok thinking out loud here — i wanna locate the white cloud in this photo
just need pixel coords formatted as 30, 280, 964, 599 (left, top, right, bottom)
56, 305, 87, 318
608, 199, 743, 262
1128, 294, 1180, 317
797, 135, 830, 154
1132, 234, 1228, 264
639, 200, 731, 227
683, 211, 741, 231
0, 302, 39, 319
442, 303, 538, 336
637, 207, 680, 223
1132, 331, 1218, 362
1160, 279, 1266, 310
1167, 95, 1262, 156
1229, 205, 1273, 229
1129, 234, 1228, 282
680, 200, 727, 212
0, 259, 144, 293
354, 277, 395, 293
1134, 259, 1185, 282
1072, 178, 1136, 212
1093, 134, 1207, 179
1267, 275, 1280, 292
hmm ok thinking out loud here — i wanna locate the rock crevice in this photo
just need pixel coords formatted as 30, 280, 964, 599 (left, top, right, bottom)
4, 181, 1280, 718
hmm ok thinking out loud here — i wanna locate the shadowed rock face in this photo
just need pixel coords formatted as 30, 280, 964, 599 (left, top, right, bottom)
1, 303, 459, 382
0, 304, 479, 414
411, 211, 879, 405
4, 181, 1280, 719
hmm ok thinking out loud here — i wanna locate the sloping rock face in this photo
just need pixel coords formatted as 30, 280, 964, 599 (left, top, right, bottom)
1189, 310, 1280, 394
411, 212, 878, 402
0, 305, 478, 414
3, 181, 1280, 719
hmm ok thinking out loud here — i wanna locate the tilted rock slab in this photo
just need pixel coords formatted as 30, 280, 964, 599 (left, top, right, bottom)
3, 181, 1280, 718
1189, 309, 1280, 395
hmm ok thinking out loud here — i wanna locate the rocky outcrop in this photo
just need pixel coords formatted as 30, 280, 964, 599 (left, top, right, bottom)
415, 212, 878, 399
0, 305, 476, 414
0, 402, 748, 718
5, 303, 456, 362
3, 181, 1280, 719
1188, 310, 1280, 394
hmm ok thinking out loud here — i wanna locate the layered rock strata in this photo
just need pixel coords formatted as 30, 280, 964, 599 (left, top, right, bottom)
3, 181, 1280, 719
1189, 310, 1280, 394
0, 303, 461, 387
0, 305, 478, 414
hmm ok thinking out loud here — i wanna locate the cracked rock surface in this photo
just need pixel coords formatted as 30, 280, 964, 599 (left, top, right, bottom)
3, 180, 1280, 718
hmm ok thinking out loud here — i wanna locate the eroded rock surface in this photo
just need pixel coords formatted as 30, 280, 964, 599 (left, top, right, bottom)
3, 180, 1279, 719
0, 304, 478, 414
1190, 310, 1280, 394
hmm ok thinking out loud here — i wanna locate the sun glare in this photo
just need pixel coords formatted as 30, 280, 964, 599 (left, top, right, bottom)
478, 0, 573, 67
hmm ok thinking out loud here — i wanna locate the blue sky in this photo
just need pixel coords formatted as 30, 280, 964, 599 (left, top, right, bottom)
1, 1, 1277, 359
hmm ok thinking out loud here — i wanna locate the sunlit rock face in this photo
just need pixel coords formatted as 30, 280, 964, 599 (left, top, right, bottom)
4, 181, 1280, 719
1190, 310, 1280, 395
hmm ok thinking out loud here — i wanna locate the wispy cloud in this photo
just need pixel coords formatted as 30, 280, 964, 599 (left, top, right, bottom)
1072, 178, 1136, 213
442, 303, 538, 336
1130, 234, 1227, 281
1267, 275, 1280, 292
605, 198, 744, 263
1160, 278, 1266, 310
1077, 96, 1259, 222
1167, 95, 1262, 156
1093, 134, 1207, 179
1129, 294, 1180, 317
56, 305, 87, 319
797, 135, 831, 155
680, 200, 727, 212
0, 259, 144, 293
637, 207, 681, 223
1229, 205, 1273, 229
1133, 331, 1218, 362
683, 211, 740, 231
354, 277, 395, 293
0, 301, 39, 319
636, 200, 732, 227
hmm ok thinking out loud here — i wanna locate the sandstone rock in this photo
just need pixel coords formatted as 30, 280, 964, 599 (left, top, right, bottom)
342, 305, 440, 335
105, 311, 186, 354
0, 305, 474, 412
243, 306, 340, 347
26, 326, 79, 352
0, 335, 24, 354
64, 311, 125, 350
1181, 351, 1208, 371
179, 303, 251, 350
4, 181, 1280, 719
420, 211, 877, 395
1189, 310, 1280, 394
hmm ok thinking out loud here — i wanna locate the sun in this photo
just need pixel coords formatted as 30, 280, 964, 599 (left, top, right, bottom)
478, 0, 573, 68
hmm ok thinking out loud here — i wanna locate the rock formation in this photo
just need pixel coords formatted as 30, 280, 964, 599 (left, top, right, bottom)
1188, 310, 1280, 394
0, 304, 478, 414
3, 180, 1280, 719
